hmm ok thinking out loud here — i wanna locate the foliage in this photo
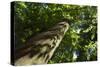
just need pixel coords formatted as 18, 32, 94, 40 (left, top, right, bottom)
14, 1, 97, 63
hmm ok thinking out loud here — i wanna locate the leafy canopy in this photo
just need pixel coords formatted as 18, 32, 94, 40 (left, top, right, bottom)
14, 1, 97, 63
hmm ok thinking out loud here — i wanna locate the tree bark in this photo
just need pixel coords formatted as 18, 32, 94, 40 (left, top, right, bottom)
15, 21, 69, 65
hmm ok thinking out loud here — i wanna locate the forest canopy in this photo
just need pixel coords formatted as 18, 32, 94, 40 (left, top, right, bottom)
14, 1, 97, 63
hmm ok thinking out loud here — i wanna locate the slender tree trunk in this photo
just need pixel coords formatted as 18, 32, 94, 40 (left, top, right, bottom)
15, 21, 69, 65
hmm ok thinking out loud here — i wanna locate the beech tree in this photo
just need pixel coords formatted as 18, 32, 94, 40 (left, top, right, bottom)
12, 1, 97, 65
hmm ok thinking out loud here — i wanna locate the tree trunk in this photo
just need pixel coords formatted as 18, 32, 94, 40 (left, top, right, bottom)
14, 21, 69, 65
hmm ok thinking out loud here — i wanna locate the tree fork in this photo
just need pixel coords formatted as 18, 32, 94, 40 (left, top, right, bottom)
14, 21, 69, 65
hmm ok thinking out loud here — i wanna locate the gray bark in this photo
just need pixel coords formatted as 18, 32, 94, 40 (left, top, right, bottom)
15, 21, 69, 66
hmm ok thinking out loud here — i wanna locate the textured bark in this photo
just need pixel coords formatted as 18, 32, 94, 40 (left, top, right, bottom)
15, 21, 69, 65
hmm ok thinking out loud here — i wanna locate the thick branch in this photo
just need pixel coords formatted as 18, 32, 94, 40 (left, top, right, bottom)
15, 21, 69, 65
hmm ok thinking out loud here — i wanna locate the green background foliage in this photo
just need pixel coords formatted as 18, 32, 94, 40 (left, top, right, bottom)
14, 1, 97, 63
